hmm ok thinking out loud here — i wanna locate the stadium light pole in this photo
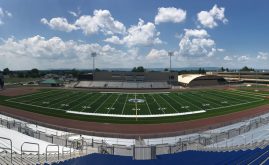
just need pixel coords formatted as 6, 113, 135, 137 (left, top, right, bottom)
91, 52, 97, 79
168, 51, 174, 87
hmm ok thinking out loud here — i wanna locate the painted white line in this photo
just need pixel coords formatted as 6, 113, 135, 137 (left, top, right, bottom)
210, 90, 249, 103
173, 94, 203, 111
49, 92, 82, 108
221, 90, 262, 100
6, 100, 65, 111
66, 110, 206, 118
80, 94, 105, 112
107, 94, 121, 114
100, 92, 170, 94
6, 90, 54, 101
230, 90, 269, 97
68, 93, 96, 111
205, 99, 264, 111
142, 94, 152, 115
150, 94, 165, 114
94, 94, 114, 113
121, 94, 129, 115
158, 95, 178, 113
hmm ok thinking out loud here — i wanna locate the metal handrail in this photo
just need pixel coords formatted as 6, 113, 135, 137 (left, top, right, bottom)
46, 144, 59, 162
0, 137, 13, 163
62, 144, 72, 158
82, 140, 88, 154
21, 142, 40, 162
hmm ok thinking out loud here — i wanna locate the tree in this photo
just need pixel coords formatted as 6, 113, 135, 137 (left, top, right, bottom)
240, 66, 254, 72
29, 68, 40, 78
164, 68, 169, 72
220, 67, 225, 72
132, 66, 145, 72
3, 68, 10, 75
71, 68, 80, 78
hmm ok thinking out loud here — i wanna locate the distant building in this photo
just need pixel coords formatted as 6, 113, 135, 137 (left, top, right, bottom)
178, 74, 226, 87
39, 79, 62, 87
91, 71, 178, 83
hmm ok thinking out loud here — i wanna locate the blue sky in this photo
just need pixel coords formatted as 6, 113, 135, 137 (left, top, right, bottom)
0, 0, 268, 70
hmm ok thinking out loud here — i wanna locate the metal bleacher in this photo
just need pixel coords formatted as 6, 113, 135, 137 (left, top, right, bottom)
75, 81, 170, 89
0, 136, 97, 165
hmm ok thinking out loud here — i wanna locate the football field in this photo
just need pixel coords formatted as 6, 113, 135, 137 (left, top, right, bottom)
5, 89, 268, 118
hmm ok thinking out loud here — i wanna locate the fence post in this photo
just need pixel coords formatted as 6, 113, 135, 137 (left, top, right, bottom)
133, 145, 135, 160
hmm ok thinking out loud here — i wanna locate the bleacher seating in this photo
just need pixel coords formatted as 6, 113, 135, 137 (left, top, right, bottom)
54, 146, 269, 165
75, 81, 170, 89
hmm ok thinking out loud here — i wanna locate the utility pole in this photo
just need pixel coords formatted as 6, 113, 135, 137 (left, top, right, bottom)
168, 51, 174, 88
91, 52, 97, 80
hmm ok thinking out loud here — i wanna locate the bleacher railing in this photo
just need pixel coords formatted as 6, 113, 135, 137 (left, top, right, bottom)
46, 144, 59, 162
1, 111, 269, 160
21, 142, 40, 163
0, 137, 12, 163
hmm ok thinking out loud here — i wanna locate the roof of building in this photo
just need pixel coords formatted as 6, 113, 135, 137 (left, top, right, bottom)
40, 79, 61, 84
178, 74, 205, 84
178, 74, 224, 84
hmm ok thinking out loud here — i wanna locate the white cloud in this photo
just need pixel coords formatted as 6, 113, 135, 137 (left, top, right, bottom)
257, 52, 268, 60
68, 11, 79, 17
123, 19, 162, 46
0, 35, 144, 69
146, 49, 167, 60
75, 9, 126, 35
41, 17, 78, 32
237, 55, 249, 61
0, 7, 12, 25
41, 9, 126, 36
155, 7, 186, 24
104, 19, 162, 47
197, 4, 228, 28
103, 35, 124, 45
224, 55, 232, 61
178, 29, 221, 57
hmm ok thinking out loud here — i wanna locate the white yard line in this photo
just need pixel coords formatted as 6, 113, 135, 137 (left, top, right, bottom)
121, 94, 129, 115
167, 95, 191, 112
94, 94, 114, 113
6, 90, 54, 101
150, 95, 165, 114
220, 90, 263, 100
80, 94, 105, 112
49, 93, 82, 108
68, 93, 95, 111
210, 90, 250, 103
201, 91, 236, 104
230, 90, 269, 97
100, 92, 170, 95
158, 95, 178, 113
28, 91, 68, 104
142, 94, 152, 115
174, 94, 203, 111
6, 100, 65, 111
7, 90, 64, 103
186, 93, 220, 108
205, 99, 264, 111
189, 92, 223, 107
107, 94, 121, 114
64, 93, 92, 107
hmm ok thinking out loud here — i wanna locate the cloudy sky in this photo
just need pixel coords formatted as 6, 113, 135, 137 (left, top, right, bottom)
0, 0, 268, 70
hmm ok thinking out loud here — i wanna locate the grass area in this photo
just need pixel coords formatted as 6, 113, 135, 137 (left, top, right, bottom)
1, 88, 269, 124
5, 77, 40, 83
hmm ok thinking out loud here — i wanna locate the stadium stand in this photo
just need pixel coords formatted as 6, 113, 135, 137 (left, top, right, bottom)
75, 81, 170, 89
53, 146, 269, 165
